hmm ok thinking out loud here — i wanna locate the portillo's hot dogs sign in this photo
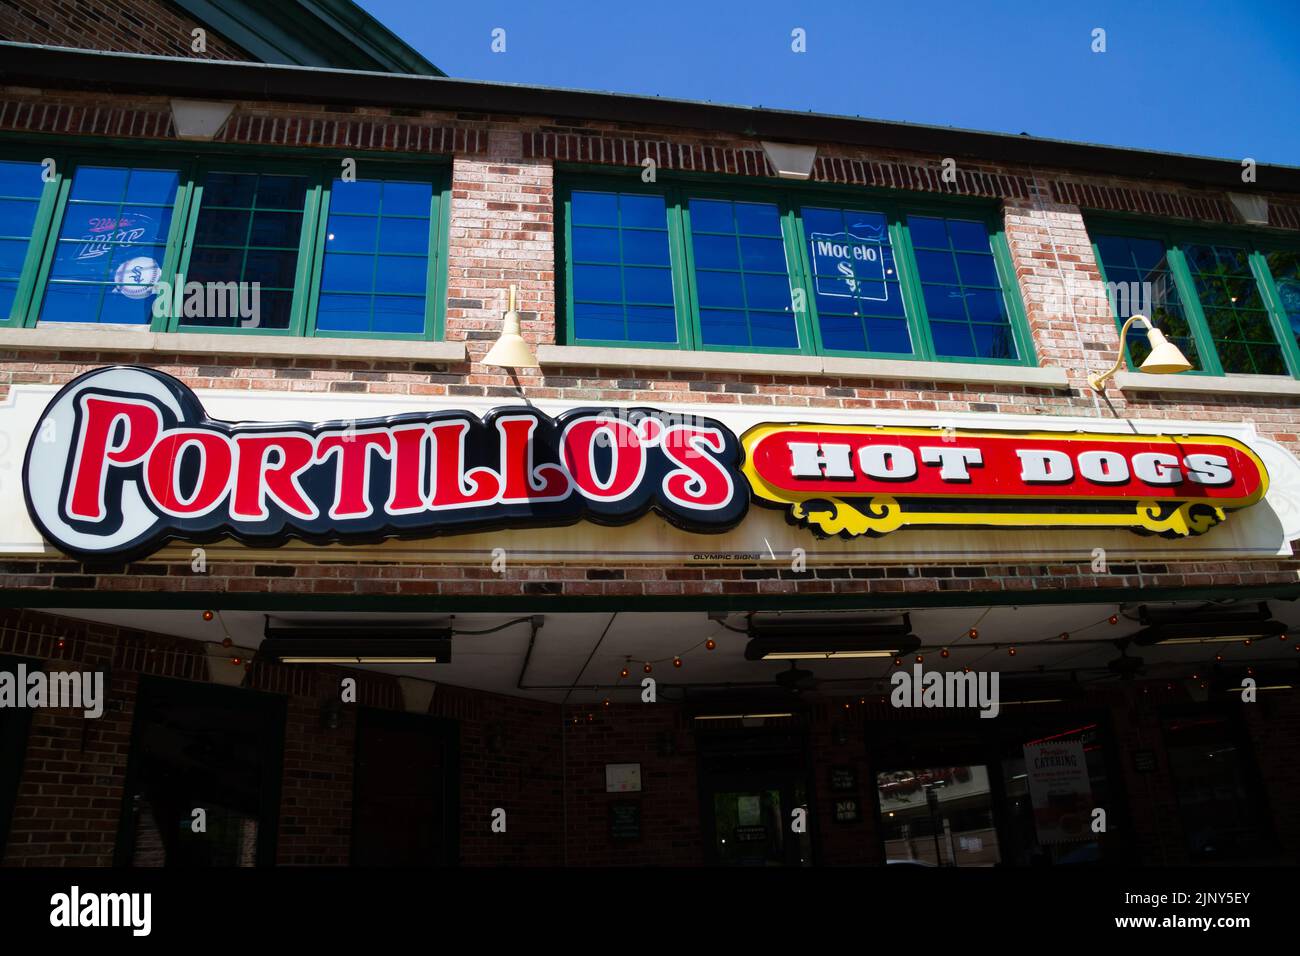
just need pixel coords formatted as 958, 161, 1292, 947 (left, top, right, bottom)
22, 367, 1269, 561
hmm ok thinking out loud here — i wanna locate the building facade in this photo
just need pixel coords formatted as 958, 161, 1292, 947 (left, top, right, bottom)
1, 0, 1299, 867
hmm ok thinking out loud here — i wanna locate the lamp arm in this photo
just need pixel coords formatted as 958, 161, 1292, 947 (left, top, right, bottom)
1088, 314, 1144, 393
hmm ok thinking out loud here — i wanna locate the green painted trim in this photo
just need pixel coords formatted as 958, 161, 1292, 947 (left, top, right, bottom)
0, 143, 451, 342
305, 164, 449, 341
3, 582, 1297, 613
556, 171, 1037, 368
18, 151, 194, 330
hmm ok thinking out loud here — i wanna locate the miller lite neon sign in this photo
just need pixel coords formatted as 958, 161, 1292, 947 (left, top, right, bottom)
22, 367, 1269, 560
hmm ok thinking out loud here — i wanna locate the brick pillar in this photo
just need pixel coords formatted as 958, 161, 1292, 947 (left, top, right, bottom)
445, 127, 556, 396
1003, 189, 1120, 398
0, 611, 136, 866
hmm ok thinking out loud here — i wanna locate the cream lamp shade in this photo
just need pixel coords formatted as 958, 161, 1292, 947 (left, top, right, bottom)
483, 284, 538, 369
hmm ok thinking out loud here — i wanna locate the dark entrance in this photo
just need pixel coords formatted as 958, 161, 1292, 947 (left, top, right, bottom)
696, 722, 814, 866
351, 708, 459, 866
0, 654, 36, 859
115, 676, 285, 866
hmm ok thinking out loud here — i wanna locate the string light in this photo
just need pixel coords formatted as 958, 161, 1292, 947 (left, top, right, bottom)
620, 666, 630, 679
940, 648, 949, 658
673, 657, 683, 669
1108, 615, 1119, 625
968, 627, 979, 640
705, 638, 716, 650
1059, 632, 1070, 641
643, 662, 653, 674
603, 698, 611, 708
915, 655, 924, 664
221, 638, 232, 649
1008, 646, 1017, 657
202, 610, 214, 622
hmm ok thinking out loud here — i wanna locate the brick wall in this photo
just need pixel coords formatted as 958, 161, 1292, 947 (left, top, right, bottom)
0, 91, 1294, 606
0, 0, 250, 60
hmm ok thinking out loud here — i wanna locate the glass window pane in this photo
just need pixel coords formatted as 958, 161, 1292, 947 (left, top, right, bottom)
689, 197, 794, 350
327, 215, 378, 254
314, 176, 435, 336
1264, 249, 1300, 355
910, 213, 1018, 360
1183, 243, 1285, 375
804, 205, 910, 355
0, 160, 46, 200
1093, 233, 1200, 371
187, 171, 305, 329
625, 305, 677, 343
568, 190, 676, 345
570, 191, 619, 226
573, 301, 624, 341
38, 164, 179, 325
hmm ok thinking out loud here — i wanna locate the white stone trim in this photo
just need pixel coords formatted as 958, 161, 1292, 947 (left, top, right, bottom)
536, 344, 1070, 388
0, 326, 467, 363
1115, 370, 1300, 397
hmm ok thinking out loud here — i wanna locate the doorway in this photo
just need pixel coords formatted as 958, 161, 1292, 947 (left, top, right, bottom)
0, 654, 36, 859
115, 676, 286, 867
697, 725, 814, 866
351, 708, 459, 866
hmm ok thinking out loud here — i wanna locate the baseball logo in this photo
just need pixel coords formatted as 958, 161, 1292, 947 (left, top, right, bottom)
113, 256, 162, 300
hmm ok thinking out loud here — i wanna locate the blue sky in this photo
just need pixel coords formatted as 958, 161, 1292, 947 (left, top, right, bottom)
357, 0, 1300, 165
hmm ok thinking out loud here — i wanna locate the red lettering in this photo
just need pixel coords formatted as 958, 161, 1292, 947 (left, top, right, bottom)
661, 426, 733, 509
144, 430, 233, 516
562, 417, 655, 502
428, 421, 502, 509
317, 431, 392, 519
67, 395, 162, 520
231, 433, 317, 521
497, 416, 569, 502
386, 425, 429, 514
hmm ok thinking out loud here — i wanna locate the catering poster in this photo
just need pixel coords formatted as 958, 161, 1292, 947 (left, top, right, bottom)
1022, 740, 1093, 844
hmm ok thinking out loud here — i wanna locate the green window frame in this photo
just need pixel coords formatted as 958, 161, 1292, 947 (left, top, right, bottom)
0, 143, 450, 341
556, 173, 1036, 366
1089, 217, 1300, 379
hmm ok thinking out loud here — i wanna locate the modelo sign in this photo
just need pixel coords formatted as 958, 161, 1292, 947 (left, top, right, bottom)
22, 367, 1268, 560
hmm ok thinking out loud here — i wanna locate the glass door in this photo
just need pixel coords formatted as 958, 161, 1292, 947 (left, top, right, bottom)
875, 765, 1001, 866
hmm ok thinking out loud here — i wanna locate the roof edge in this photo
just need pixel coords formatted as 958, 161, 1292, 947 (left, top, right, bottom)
1, 43, 1295, 193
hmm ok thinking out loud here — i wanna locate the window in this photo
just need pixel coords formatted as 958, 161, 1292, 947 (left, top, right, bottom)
184, 170, 309, 331
1091, 221, 1300, 378
316, 178, 437, 336
0, 159, 56, 322
559, 178, 1033, 365
688, 197, 795, 350
1, 150, 449, 341
39, 166, 183, 325
569, 190, 677, 344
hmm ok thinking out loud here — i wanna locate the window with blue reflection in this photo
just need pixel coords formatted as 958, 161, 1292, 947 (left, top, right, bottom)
1093, 233, 1200, 371
0, 160, 46, 321
803, 206, 910, 354
185, 171, 308, 330
38, 166, 178, 325
909, 215, 1017, 360
1181, 243, 1284, 375
1265, 249, 1300, 356
317, 179, 433, 335
689, 198, 795, 349
569, 190, 676, 344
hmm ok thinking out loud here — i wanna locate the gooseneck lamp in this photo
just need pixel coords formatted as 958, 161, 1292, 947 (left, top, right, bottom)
1088, 313, 1192, 393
